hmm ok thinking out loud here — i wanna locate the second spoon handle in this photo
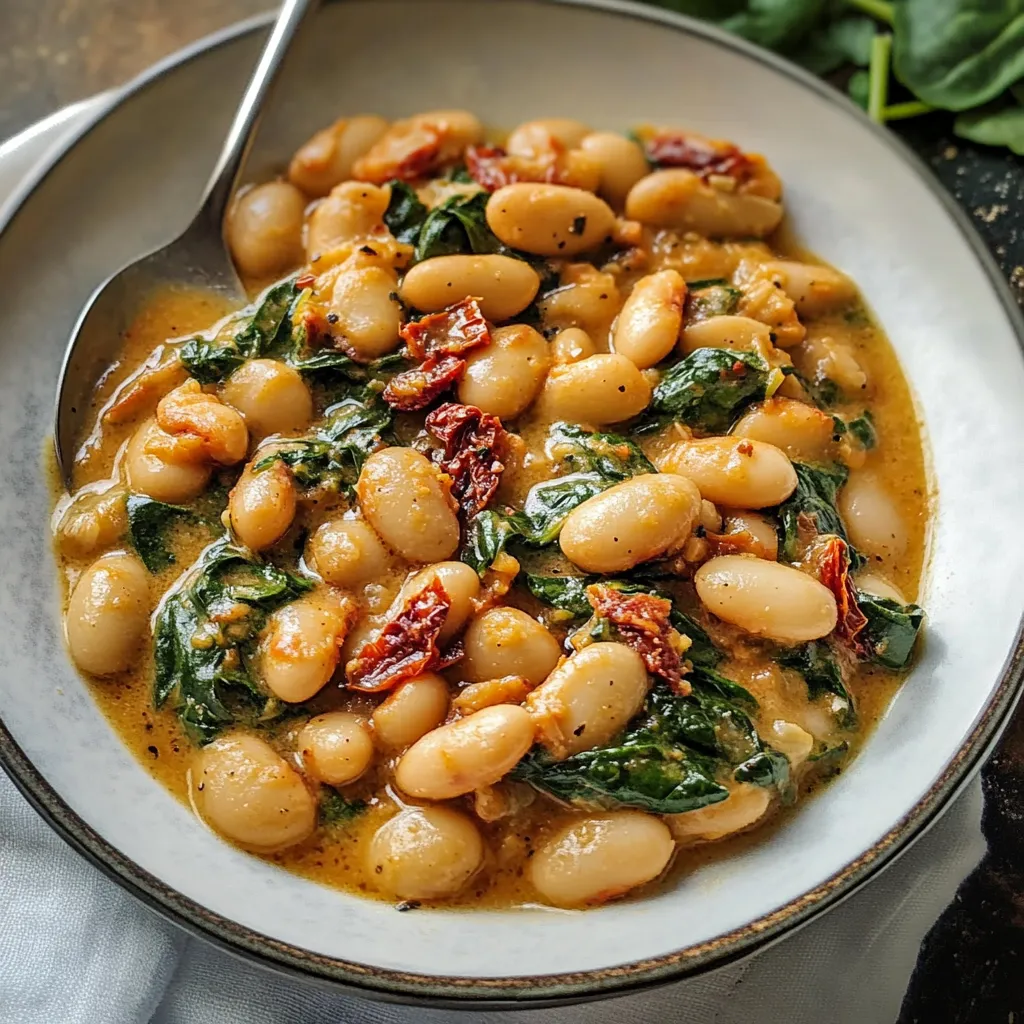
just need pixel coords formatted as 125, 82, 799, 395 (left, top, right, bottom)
194, 0, 321, 235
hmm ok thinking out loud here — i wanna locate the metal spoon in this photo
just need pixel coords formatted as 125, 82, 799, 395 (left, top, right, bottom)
53, 0, 320, 487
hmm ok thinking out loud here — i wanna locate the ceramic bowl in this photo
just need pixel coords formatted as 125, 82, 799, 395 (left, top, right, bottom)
1, 0, 1023, 1007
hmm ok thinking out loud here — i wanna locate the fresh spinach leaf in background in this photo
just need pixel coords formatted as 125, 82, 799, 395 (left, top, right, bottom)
644, 0, 1024, 155
153, 539, 313, 744
893, 0, 1024, 110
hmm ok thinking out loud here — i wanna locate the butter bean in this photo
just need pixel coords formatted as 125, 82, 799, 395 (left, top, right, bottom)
371, 672, 450, 750
613, 270, 685, 369
560, 473, 701, 573
526, 643, 649, 758
666, 782, 771, 842
626, 169, 782, 238
298, 712, 374, 786
460, 607, 561, 686
539, 353, 651, 425
395, 704, 535, 799
660, 437, 796, 509
288, 115, 389, 197
580, 132, 650, 208
530, 812, 674, 908
486, 184, 615, 257
680, 315, 773, 355
695, 555, 837, 643
400, 254, 540, 322
356, 448, 459, 563
458, 323, 550, 419
733, 397, 836, 463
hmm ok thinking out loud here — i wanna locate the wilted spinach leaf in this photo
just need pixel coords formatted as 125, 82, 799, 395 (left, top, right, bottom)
461, 509, 522, 577
153, 538, 313, 744
686, 281, 743, 320
383, 180, 428, 244
319, 788, 367, 827
255, 390, 394, 493
181, 279, 299, 383
775, 461, 853, 562
523, 572, 598, 617
126, 495, 192, 573
856, 592, 925, 670
415, 191, 506, 262
637, 349, 774, 435
779, 640, 856, 726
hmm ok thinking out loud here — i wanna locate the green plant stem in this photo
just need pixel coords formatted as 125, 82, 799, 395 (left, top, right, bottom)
844, 0, 894, 25
882, 100, 935, 121
867, 33, 892, 123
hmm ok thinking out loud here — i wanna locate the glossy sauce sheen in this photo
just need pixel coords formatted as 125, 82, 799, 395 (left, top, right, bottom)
51, 114, 930, 911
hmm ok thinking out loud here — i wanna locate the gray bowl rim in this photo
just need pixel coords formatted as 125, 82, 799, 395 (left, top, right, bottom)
1, 0, 1022, 1008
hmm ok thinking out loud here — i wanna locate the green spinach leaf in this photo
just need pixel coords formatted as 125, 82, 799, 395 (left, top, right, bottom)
153, 538, 313, 744
954, 97, 1024, 154
894, 0, 1024, 111
319, 788, 367, 827
686, 282, 743, 320
383, 180, 429, 244
415, 192, 506, 263
638, 349, 774, 435
461, 509, 522, 576
126, 495, 192, 573
856, 592, 925, 669
775, 461, 853, 562
254, 391, 394, 493
779, 640, 856, 726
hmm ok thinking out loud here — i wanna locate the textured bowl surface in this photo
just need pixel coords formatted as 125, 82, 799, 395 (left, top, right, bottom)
1, 0, 1023, 1006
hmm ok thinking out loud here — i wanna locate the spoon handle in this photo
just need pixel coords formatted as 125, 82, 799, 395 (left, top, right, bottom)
194, 0, 320, 233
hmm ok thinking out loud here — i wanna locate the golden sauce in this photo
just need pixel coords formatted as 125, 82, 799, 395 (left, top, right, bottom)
51, 148, 930, 911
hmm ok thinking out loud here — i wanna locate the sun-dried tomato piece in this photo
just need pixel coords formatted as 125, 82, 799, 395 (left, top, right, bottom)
585, 584, 690, 694
425, 402, 509, 521
383, 352, 466, 411
466, 145, 519, 191
644, 131, 753, 183
399, 298, 491, 360
818, 536, 868, 653
346, 579, 451, 692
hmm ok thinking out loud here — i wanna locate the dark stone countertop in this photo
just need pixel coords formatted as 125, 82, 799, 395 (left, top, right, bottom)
2, 2, 1022, 1018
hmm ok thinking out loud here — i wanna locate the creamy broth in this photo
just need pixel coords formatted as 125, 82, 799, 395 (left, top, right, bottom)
52, 112, 929, 911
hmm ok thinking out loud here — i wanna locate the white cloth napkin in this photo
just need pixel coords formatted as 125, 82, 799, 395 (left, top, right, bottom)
0, 106, 987, 1024
0, 769, 984, 1024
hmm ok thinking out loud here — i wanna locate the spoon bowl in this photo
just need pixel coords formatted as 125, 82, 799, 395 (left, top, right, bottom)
52, 0, 319, 487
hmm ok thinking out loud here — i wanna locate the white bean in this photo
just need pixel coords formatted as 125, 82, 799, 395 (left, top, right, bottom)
580, 132, 650, 208
626, 169, 783, 238
298, 712, 374, 786
679, 315, 773, 355
305, 181, 392, 257
65, 553, 149, 675
526, 642, 649, 758
854, 572, 906, 604
732, 397, 836, 463
769, 720, 813, 764
458, 324, 550, 419
367, 806, 484, 900
226, 181, 306, 279
486, 184, 615, 257
56, 487, 127, 558
400, 254, 540, 322
507, 118, 591, 153
659, 437, 796, 509
460, 607, 561, 685
288, 115, 390, 197
306, 518, 391, 588
328, 264, 403, 359
721, 510, 779, 561
260, 590, 352, 703
560, 473, 702, 573
356, 447, 459, 563
221, 359, 313, 440
612, 270, 684, 369
839, 473, 908, 559
395, 704, 535, 799
193, 733, 316, 851
228, 459, 297, 551
549, 327, 596, 364
765, 260, 857, 318
695, 555, 838, 643
124, 419, 211, 504
530, 812, 674, 908
539, 353, 651, 425
371, 672, 450, 750
666, 783, 771, 842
